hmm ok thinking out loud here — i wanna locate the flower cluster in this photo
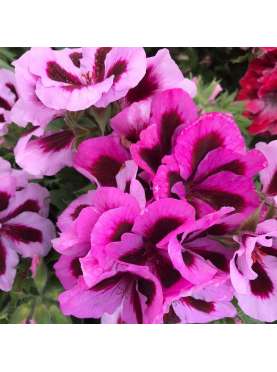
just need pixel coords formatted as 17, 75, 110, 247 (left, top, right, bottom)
1, 47, 277, 324
0, 157, 55, 291
237, 48, 277, 135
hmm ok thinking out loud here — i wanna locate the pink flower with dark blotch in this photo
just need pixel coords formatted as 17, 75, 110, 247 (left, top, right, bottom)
73, 134, 130, 187
0, 68, 18, 136
164, 276, 236, 323
21, 47, 146, 112
11, 48, 63, 128
0, 157, 55, 291
111, 100, 151, 145
53, 187, 141, 289
230, 219, 277, 322
124, 49, 196, 106
130, 88, 198, 177
14, 127, 74, 177
256, 140, 277, 206
59, 263, 164, 324
81, 198, 195, 305
168, 207, 235, 286
237, 48, 277, 135
153, 112, 266, 224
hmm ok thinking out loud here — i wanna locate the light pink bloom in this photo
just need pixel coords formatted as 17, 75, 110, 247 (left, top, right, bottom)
165, 276, 236, 323
0, 158, 55, 291
11, 48, 62, 128
14, 127, 74, 177
256, 140, 277, 206
0, 68, 18, 136
230, 219, 277, 322
28, 47, 146, 111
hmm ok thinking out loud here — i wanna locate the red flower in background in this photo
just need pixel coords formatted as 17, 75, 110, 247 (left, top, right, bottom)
237, 48, 277, 135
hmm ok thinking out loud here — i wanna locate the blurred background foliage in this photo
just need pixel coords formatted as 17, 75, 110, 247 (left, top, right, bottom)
0, 47, 258, 324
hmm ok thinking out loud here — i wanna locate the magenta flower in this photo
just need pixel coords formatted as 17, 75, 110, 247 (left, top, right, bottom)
230, 219, 277, 322
153, 113, 266, 223
0, 68, 18, 137
73, 134, 130, 186
14, 127, 74, 177
131, 88, 198, 177
256, 140, 277, 206
0, 157, 55, 291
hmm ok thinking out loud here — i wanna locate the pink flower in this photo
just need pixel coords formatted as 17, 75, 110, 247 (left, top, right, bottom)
124, 49, 196, 106
73, 134, 130, 187
14, 127, 74, 177
22, 47, 146, 112
0, 157, 55, 291
164, 276, 236, 323
230, 219, 277, 322
0, 68, 18, 136
153, 112, 266, 225
255, 140, 277, 206
11, 48, 62, 128
130, 88, 198, 177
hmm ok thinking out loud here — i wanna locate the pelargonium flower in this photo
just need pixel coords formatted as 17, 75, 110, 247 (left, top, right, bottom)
255, 140, 277, 206
123, 48, 196, 106
153, 112, 266, 224
11, 48, 63, 128
0, 157, 55, 291
0, 68, 18, 137
16, 47, 146, 112
230, 219, 277, 322
130, 88, 198, 177
74, 134, 130, 186
237, 48, 277, 135
164, 276, 236, 323
14, 127, 74, 177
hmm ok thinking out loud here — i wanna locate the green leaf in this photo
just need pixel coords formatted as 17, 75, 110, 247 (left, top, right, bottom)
49, 305, 72, 324
33, 303, 51, 324
10, 303, 32, 324
34, 260, 48, 294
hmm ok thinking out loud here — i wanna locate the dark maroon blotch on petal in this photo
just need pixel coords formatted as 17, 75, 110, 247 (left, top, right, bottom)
47, 61, 82, 85
37, 130, 74, 153
91, 155, 123, 186
69, 52, 82, 68
137, 277, 156, 305
0, 96, 11, 111
139, 145, 162, 173
267, 169, 277, 195
93, 47, 112, 83
92, 272, 125, 292
163, 306, 181, 323
193, 248, 229, 272
0, 239, 6, 275
107, 60, 127, 83
6, 83, 18, 101
0, 191, 10, 212
110, 221, 133, 242
154, 253, 182, 288
182, 250, 195, 267
0, 200, 40, 224
183, 296, 215, 313
70, 258, 82, 278
250, 261, 274, 298
0, 114, 5, 122
191, 188, 245, 212
260, 246, 277, 258
191, 132, 223, 175
126, 66, 159, 104
160, 111, 183, 154
70, 204, 89, 221
131, 284, 143, 324
145, 217, 184, 245
2, 223, 42, 243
